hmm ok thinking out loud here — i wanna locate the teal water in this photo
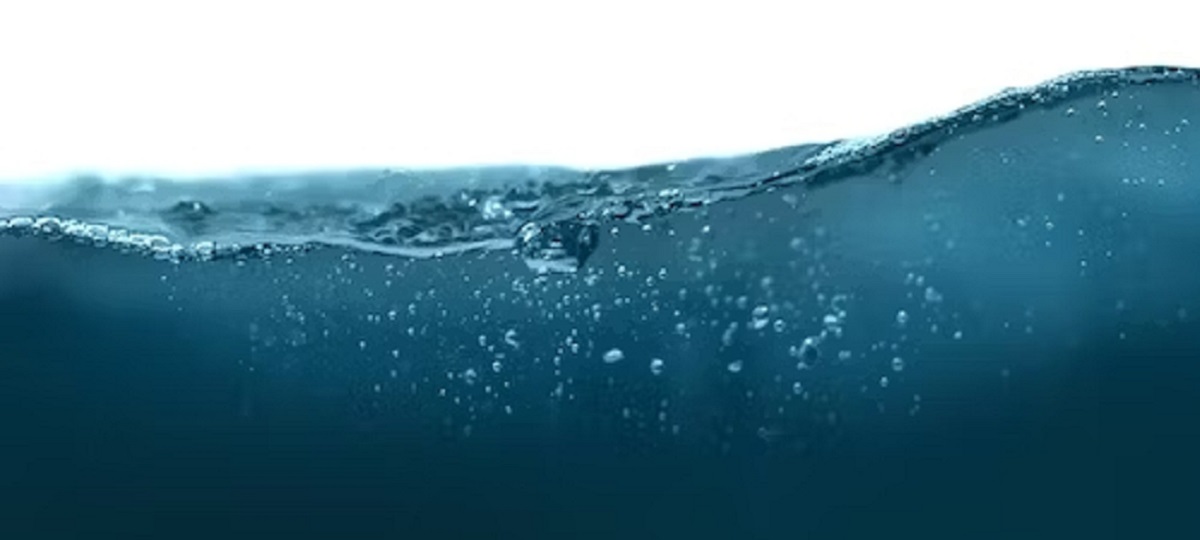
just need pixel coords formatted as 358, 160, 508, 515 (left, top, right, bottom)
1, 66, 1198, 538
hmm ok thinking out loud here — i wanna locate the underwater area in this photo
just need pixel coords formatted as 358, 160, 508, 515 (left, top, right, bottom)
2, 67, 1199, 538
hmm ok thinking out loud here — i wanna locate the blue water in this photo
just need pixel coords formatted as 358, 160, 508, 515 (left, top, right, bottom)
2, 66, 1199, 538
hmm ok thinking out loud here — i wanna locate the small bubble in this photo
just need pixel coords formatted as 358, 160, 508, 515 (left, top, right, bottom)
896, 310, 910, 327
727, 360, 744, 374
891, 357, 905, 372
603, 348, 625, 364
504, 329, 520, 349
798, 337, 821, 364
880, 376, 890, 388
721, 324, 737, 347
492, 361, 503, 373
650, 358, 665, 376
792, 381, 804, 395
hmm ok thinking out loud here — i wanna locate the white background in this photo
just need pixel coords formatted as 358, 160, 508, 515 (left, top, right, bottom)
0, 0, 1195, 181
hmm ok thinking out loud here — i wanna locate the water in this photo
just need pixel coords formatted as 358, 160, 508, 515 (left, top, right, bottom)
2, 66, 1199, 538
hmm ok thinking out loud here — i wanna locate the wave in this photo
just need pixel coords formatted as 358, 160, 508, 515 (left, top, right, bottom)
1, 66, 1196, 271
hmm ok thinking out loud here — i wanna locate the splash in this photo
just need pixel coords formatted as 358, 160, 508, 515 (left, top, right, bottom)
1, 66, 1196, 271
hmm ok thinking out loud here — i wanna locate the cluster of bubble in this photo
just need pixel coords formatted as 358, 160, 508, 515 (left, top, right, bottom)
0, 214, 296, 262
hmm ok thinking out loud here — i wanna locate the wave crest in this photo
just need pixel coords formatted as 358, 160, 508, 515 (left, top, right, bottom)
2, 66, 1196, 272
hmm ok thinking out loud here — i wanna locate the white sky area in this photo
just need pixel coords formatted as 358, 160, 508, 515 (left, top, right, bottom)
0, 0, 1196, 182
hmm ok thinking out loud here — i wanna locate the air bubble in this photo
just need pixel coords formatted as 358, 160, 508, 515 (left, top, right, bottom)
750, 305, 770, 330
798, 337, 820, 364
504, 329, 521, 349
